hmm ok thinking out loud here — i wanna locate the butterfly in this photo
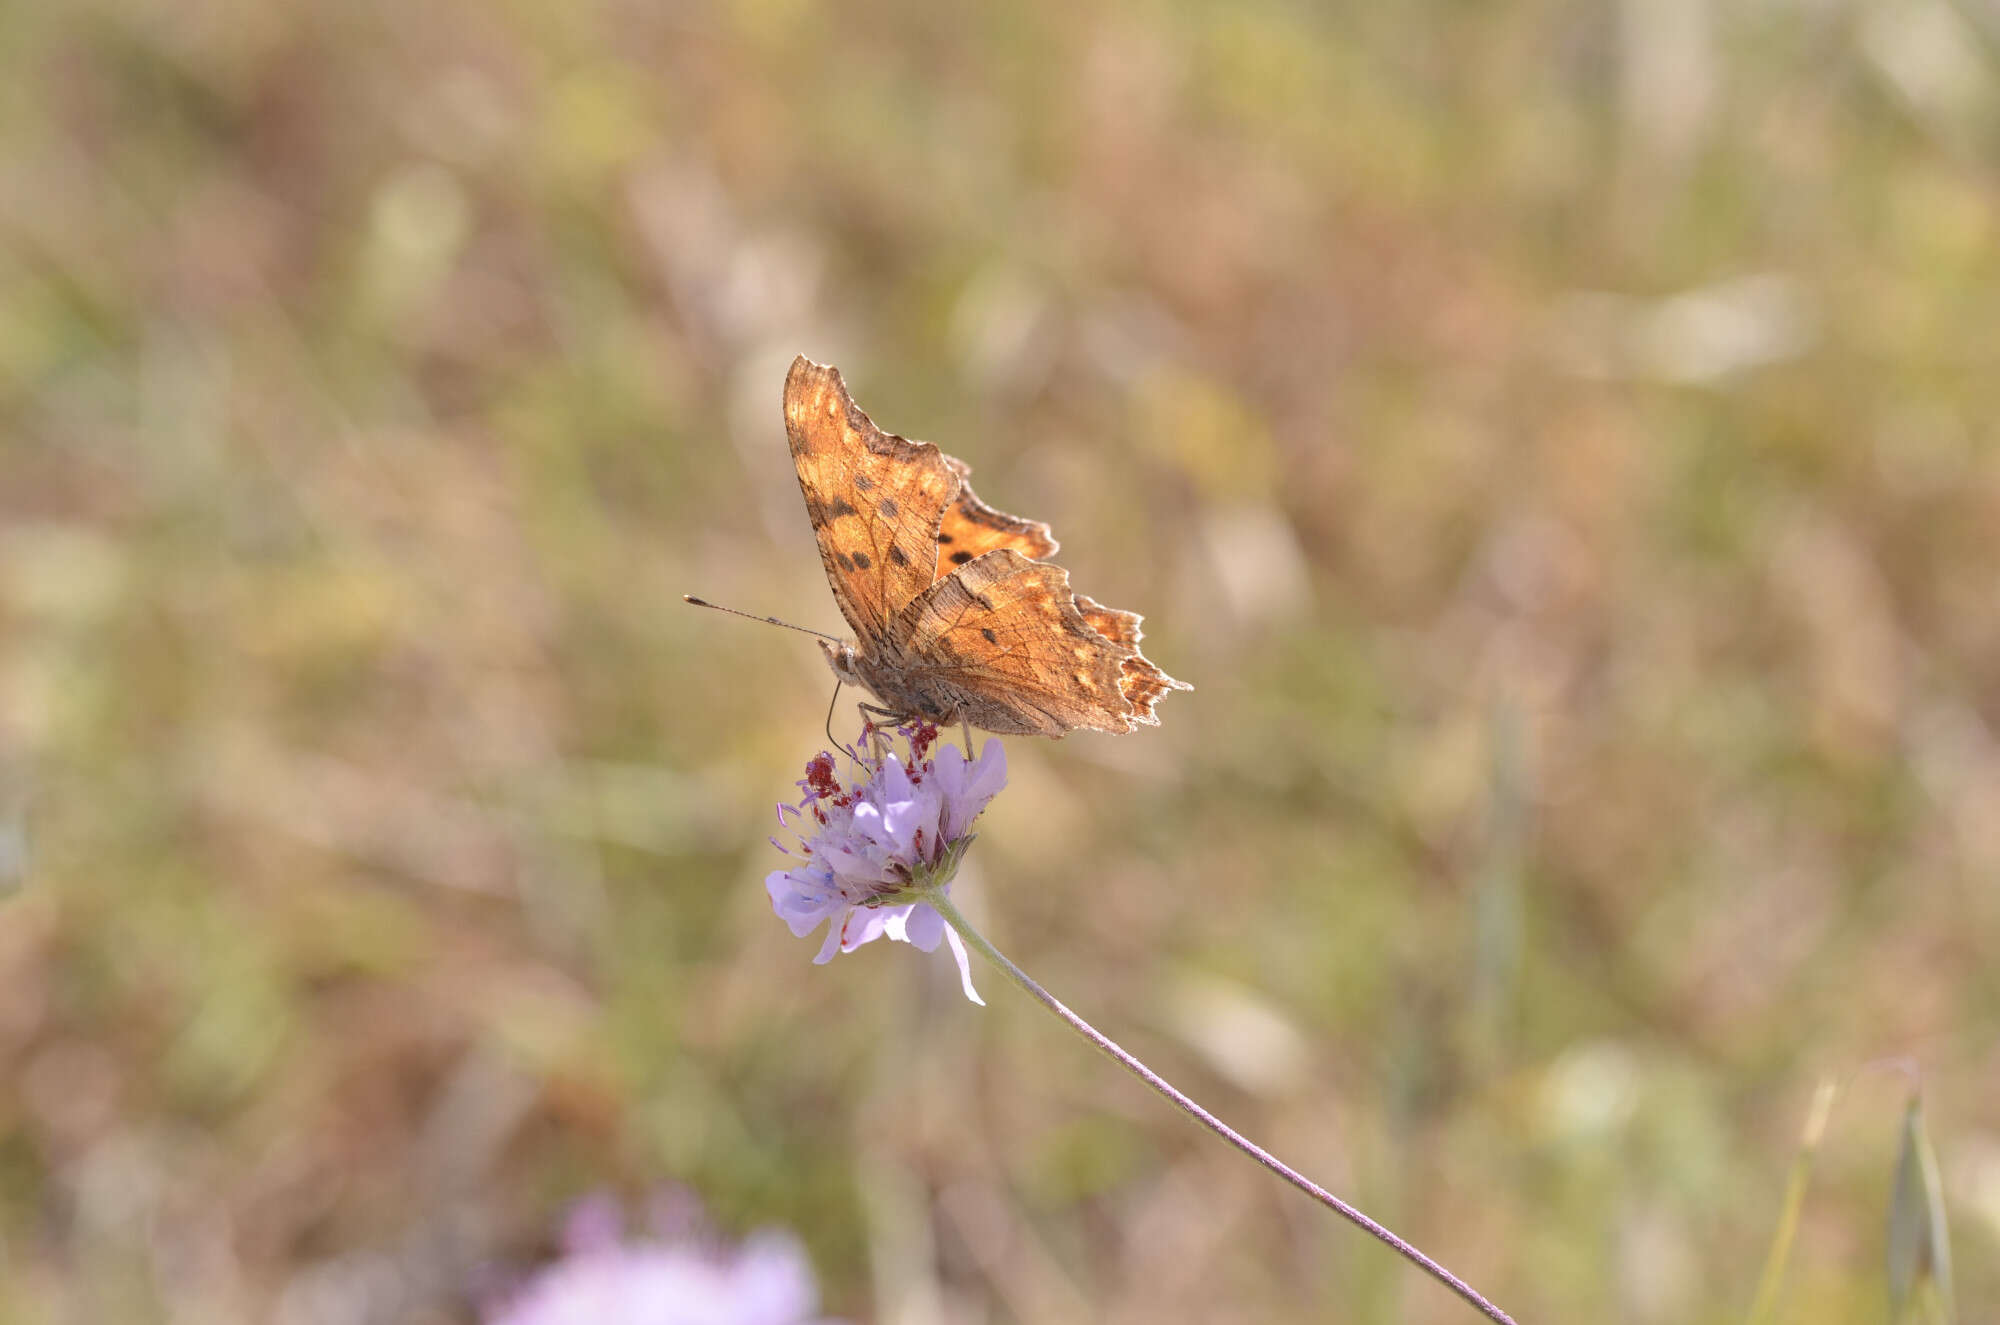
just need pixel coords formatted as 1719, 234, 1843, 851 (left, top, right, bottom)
782, 355, 1189, 738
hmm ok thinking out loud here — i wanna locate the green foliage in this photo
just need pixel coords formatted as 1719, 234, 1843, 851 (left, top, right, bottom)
1888, 1094, 1954, 1325
1, 0, 1994, 1320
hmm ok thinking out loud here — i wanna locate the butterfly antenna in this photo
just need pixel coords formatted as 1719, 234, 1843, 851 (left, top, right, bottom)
683, 596, 843, 642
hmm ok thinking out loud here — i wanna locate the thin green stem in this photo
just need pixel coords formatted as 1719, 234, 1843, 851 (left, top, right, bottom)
1745, 1078, 1838, 1325
927, 889, 1518, 1325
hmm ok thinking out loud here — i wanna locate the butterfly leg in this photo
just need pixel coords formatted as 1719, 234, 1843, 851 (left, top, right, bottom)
961, 716, 974, 755
854, 702, 906, 759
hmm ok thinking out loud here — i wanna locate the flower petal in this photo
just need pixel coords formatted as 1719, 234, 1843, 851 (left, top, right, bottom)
812, 910, 851, 964
840, 906, 898, 951
766, 868, 839, 938
815, 838, 890, 899
900, 902, 946, 953
937, 738, 1008, 839
725, 1231, 822, 1321
871, 758, 942, 861
943, 926, 985, 1006
770, 723, 1002, 1008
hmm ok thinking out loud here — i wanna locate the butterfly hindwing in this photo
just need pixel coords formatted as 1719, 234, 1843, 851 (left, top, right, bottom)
896, 550, 1152, 736
784, 358, 957, 644
1073, 592, 1192, 721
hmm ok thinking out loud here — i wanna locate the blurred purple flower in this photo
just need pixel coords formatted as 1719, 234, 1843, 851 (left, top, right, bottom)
766, 722, 1005, 1004
485, 1194, 837, 1325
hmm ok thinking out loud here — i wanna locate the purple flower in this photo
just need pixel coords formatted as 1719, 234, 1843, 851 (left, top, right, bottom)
484, 1193, 836, 1325
766, 722, 1006, 1004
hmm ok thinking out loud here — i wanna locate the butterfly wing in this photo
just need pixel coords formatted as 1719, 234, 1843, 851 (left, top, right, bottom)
931, 463, 1186, 719
894, 549, 1186, 736
1072, 592, 1194, 720
784, 357, 958, 644
785, 356, 1188, 736
932, 457, 1058, 578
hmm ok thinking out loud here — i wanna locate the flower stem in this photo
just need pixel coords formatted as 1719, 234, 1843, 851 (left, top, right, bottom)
927, 889, 1519, 1325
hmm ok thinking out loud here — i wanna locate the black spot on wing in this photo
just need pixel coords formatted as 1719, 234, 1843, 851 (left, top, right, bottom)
826, 497, 858, 518
980, 627, 997, 643
950, 550, 973, 564
877, 497, 899, 519
853, 473, 875, 491
888, 545, 911, 567
835, 552, 855, 572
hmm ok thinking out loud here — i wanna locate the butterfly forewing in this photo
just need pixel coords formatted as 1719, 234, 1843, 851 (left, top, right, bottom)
932, 457, 1058, 579
784, 358, 956, 645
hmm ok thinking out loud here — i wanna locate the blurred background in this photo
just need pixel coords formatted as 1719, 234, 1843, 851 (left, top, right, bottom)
2, 0, 1997, 1320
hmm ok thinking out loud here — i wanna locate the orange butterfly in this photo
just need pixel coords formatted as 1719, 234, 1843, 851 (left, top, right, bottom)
779, 356, 1188, 738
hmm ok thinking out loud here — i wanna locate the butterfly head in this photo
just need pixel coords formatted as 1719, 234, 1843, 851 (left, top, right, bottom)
817, 637, 864, 688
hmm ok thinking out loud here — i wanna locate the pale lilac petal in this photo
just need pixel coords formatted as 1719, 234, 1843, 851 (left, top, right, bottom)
840, 907, 898, 951
874, 754, 915, 806
812, 912, 850, 964
879, 791, 940, 860
767, 869, 839, 939
848, 800, 886, 836
768, 723, 1001, 1004
937, 739, 1008, 839
866, 758, 937, 860
969, 737, 1009, 799
880, 760, 945, 854
487, 1195, 832, 1325
724, 1231, 822, 1321
899, 903, 945, 953
943, 927, 984, 1006
815, 839, 887, 893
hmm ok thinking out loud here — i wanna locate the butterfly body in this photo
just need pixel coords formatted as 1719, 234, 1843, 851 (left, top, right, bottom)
819, 635, 1019, 735
784, 357, 1188, 738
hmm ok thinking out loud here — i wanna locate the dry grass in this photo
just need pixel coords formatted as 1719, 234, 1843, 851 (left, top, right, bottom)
2, 1, 1997, 1320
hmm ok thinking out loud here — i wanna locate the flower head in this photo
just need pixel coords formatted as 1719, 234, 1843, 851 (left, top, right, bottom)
766, 722, 1006, 1004
484, 1192, 836, 1325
